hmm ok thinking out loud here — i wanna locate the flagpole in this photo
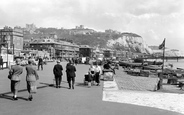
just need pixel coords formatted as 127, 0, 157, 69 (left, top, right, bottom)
162, 38, 166, 72
158, 38, 166, 90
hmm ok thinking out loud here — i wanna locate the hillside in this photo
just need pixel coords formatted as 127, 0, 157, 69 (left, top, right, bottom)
24, 27, 153, 54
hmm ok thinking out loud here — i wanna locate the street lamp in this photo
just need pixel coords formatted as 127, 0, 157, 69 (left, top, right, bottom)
4, 35, 10, 67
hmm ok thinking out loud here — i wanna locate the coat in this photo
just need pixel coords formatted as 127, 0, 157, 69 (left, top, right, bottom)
53, 64, 63, 76
0, 57, 3, 65
10, 65, 23, 81
66, 63, 76, 78
26, 65, 39, 81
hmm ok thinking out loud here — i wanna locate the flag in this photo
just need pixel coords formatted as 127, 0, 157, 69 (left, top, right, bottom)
159, 39, 165, 49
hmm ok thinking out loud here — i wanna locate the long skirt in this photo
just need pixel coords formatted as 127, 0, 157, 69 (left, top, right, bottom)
27, 81, 37, 93
11, 80, 20, 92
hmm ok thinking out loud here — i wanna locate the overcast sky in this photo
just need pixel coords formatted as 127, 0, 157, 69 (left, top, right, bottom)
0, 0, 184, 51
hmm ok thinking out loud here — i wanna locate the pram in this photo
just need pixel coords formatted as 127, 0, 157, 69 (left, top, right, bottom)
102, 69, 114, 81
84, 72, 95, 86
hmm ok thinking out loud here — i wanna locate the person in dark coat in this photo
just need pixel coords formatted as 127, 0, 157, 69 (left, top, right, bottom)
9, 59, 23, 100
66, 60, 76, 89
53, 60, 63, 88
38, 56, 43, 70
25, 59, 39, 101
0, 56, 3, 70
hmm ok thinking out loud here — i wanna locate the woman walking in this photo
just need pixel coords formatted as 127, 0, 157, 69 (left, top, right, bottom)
25, 59, 39, 101
94, 62, 102, 86
88, 63, 96, 87
9, 59, 23, 100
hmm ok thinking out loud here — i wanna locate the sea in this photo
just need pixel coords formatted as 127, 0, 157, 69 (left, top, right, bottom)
145, 59, 184, 69
164, 59, 184, 69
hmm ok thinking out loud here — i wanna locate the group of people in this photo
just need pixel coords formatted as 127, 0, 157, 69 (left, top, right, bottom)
8, 59, 39, 101
86, 62, 102, 87
53, 60, 76, 89
7, 58, 115, 101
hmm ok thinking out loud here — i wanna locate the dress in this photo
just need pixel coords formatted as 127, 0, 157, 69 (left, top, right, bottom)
88, 65, 95, 82
94, 65, 102, 84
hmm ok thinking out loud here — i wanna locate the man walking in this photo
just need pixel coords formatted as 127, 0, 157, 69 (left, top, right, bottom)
38, 56, 43, 70
0, 56, 3, 70
66, 60, 76, 89
53, 60, 63, 88
9, 59, 23, 100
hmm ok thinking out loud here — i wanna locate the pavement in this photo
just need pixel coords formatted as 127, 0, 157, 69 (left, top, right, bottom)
0, 62, 183, 115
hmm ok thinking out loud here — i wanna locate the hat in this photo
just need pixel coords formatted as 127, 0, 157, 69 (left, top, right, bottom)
28, 59, 34, 64
15, 58, 21, 64
57, 60, 60, 63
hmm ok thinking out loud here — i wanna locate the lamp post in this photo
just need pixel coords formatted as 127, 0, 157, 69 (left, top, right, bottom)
0, 43, 2, 56
49, 46, 52, 60
12, 44, 14, 60
4, 35, 9, 67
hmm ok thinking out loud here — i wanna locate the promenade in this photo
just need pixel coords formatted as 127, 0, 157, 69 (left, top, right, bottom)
0, 62, 183, 115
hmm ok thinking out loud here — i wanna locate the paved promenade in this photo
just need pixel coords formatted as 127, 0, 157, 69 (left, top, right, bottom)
0, 62, 182, 115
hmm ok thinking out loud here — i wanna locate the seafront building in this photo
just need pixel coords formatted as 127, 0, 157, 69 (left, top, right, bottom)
29, 38, 79, 59
0, 25, 139, 62
0, 26, 24, 56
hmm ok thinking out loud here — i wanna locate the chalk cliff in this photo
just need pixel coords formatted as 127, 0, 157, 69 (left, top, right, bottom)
107, 33, 153, 54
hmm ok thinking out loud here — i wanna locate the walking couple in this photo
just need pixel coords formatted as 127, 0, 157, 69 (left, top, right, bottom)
53, 60, 76, 89
8, 59, 39, 101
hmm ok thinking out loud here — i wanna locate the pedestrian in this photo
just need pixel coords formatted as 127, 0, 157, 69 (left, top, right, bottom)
38, 56, 43, 70
88, 63, 96, 87
8, 58, 23, 100
25, 59, 39, 101
53, 60, 63, 88
74, 58, 78, 66
94, 62, 102, 86
66, 60, 76, 89
0, 56, 3, 70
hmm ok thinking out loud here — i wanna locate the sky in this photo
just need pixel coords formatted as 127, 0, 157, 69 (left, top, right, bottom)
0, 0, 184, 51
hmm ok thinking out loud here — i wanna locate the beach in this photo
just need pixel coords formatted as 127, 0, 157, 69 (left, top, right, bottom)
103, 68, 184, 114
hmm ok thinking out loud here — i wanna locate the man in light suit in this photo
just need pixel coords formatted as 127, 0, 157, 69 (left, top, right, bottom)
9, 59, 23, 100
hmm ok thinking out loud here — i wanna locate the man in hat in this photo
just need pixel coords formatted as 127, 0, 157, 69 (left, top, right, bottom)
38, 56, 43, 70
9, 58, 23, 100
53, 60, 63, 88
0, 56, 3, 70
66, 60, 76, 89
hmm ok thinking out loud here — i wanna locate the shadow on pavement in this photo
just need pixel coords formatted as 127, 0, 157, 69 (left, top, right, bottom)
0, 85, 51, 101
0, 94, 14, 101
39, 82, 69, 89
75, 82, 89, 88
0, 94, 28, 101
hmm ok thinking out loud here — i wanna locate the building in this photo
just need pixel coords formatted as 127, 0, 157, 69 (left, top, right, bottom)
29, 38, 79, 59
79, 45, 93, 57
0, 26, 24, 56
71, 25, 95, 35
